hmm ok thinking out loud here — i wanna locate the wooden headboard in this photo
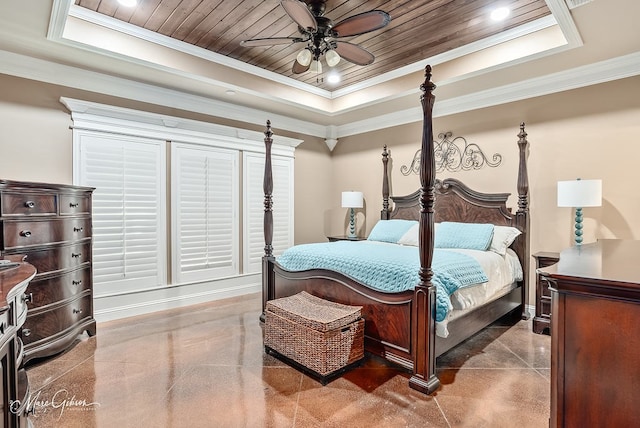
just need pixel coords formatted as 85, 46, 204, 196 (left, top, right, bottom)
380, 123, 530, 296
387, 179, 514, 227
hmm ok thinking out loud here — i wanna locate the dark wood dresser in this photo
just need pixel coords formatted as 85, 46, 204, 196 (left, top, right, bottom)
540, 239, 640, 428
532, 251, 559, 334
0, 180, 95, 365
0, 257, 36, 427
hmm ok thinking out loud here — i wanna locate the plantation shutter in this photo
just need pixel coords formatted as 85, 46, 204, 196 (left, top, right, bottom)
75, 130, 166, 295
172, 144, 239, 283
244, 153, 294, 273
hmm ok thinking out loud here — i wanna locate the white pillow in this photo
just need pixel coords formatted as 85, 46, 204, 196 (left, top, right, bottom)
489, 226, 522, 255
397, 223, 439, 246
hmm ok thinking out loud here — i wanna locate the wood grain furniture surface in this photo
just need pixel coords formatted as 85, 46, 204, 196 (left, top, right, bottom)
0, 180, 95, 365
0, 257, 36, 427
326, 236, 367, 242
260, 66, 531, 395
532, 251, 559, 334
540, 239, 640, 428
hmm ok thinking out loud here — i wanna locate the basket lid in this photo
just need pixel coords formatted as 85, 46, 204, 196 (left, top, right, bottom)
266, 291, 362, 332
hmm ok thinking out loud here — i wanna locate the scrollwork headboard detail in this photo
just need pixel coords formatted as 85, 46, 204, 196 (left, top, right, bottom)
401, 131, 502, 175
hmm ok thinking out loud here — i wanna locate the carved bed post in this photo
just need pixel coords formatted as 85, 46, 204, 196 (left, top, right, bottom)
515, 122, 530, 318
261, 120, 275, 322
381, 145, 390, 220
409, 65, 441, 394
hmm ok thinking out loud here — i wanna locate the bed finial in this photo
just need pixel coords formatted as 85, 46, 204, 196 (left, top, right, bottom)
420, 65, 436, 96
381, 145, 390, 219
516, 122, 529, 213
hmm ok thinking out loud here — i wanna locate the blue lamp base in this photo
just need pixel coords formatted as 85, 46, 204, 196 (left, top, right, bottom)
574, 207, 584, 245
348, 208, 357, 239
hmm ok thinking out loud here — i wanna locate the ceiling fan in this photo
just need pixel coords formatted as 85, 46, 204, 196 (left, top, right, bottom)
240, 0, 391, 74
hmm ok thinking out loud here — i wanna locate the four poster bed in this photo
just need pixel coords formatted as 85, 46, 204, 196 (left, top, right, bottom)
260, 66, 530, 395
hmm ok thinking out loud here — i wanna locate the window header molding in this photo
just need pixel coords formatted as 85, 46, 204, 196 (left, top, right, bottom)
60, 97, 301, 157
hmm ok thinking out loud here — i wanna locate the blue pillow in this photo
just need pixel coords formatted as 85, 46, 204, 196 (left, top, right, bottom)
435, 222, 495, 251
368, 219, 418, 243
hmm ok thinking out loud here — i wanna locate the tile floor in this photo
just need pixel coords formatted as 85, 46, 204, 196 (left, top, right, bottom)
26, 293, 551, 427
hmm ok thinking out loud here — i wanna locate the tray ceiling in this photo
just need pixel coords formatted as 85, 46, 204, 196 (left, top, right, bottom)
74, 0, 552, 91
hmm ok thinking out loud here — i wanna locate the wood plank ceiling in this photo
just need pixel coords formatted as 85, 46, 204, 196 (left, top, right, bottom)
75, 0, 551, 90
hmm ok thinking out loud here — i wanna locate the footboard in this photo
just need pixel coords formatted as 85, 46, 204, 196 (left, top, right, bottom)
271, 263, 415, 370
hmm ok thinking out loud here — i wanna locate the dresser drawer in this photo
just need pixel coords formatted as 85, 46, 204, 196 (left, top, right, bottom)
21, 293, 92, 346
60, 194, 91, 215
14, 292, 30, 327
26, 266, 91, 310
1, 192, 56, 216
6, 241, 92, 275
3, 217, 91, 249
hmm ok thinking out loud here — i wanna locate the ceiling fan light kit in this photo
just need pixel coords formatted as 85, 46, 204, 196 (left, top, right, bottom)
296, 48, 313, 67
325, 49, 340, 67
241, 0, 391, 77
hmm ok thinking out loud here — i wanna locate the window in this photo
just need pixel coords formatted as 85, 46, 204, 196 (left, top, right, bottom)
67, 97, 300, 310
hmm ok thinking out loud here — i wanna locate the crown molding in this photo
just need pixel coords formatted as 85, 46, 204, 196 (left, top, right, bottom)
3, 48, 638, 142
336, 51, 640, 138
60, 97, 302, 156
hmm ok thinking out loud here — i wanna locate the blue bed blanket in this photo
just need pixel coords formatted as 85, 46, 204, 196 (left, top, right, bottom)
276, 241, 489, 322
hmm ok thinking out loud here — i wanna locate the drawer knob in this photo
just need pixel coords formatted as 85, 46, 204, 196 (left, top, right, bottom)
72, 252, 82, 258
69, 202, 79, 208
73, 308, 83, 315
24, 201, 35, 208
72, 279, 83, 286
22, 328, 31, 337
22, 293, 33, 304
74, 226, 84, 232
20, 230, 32, 237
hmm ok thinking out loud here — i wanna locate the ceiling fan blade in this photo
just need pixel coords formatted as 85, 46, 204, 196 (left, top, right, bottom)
281, 0, 317, 32
292, 59, 310, 74
334, 41, 375, 66
240, 37, 302, 47
332, 10, 391, 38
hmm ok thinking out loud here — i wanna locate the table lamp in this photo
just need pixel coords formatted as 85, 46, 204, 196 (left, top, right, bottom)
557, 178, 602, 245
341, 191, 363, 239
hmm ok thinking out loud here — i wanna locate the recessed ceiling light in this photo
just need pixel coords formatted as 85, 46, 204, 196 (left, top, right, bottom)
327, 72, 341, 84
118, 0, 137, 7
490, 7, 510, 21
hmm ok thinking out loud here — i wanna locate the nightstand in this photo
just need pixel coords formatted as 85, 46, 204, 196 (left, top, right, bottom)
327, 236, 366, 242
532, 251, 560, 335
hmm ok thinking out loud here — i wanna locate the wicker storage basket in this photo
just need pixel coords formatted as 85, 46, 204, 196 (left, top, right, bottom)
265, 291, 364, 382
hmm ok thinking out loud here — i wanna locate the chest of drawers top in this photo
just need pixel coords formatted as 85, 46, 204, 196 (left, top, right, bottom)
0, 179, 94, 218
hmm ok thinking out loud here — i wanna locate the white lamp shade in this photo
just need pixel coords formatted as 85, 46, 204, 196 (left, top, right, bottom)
310, 60, 322, 74
325, 49, 341, 67
296, 49, 312, 66
557, 179, 602, 207
342, 191, 363, 208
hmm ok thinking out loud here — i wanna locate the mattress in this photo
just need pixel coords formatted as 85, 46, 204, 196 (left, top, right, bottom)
436, 248, 522, 338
